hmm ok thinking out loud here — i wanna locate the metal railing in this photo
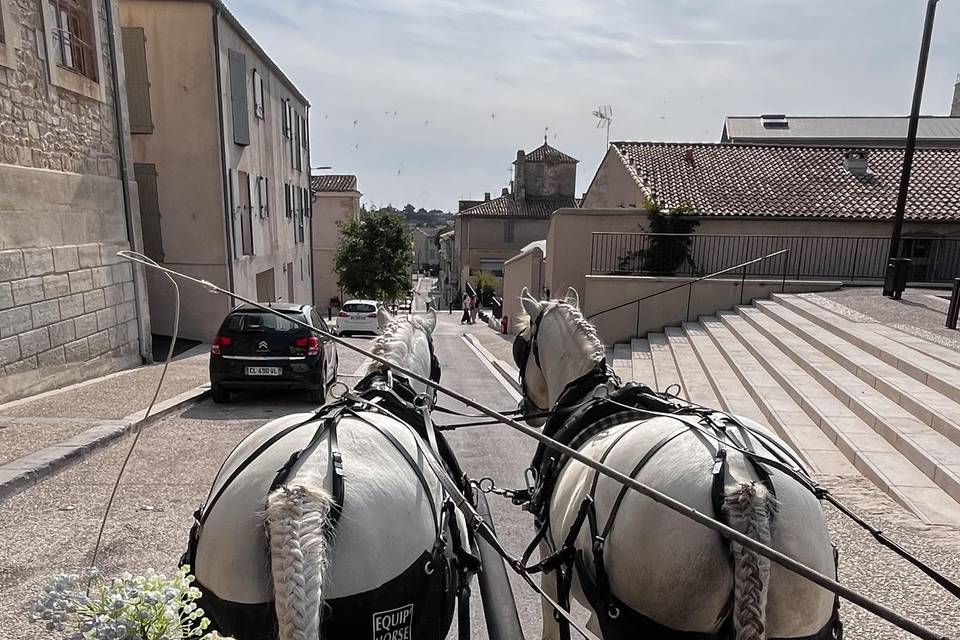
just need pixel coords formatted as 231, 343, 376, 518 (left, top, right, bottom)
587, 249, 790, 337
590, 233, 960, 283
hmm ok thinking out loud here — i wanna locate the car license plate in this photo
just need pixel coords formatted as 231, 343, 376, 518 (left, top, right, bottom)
245, 366, 282, 376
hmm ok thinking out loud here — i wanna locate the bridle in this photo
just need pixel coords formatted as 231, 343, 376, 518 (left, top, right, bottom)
512, 306, 549, 412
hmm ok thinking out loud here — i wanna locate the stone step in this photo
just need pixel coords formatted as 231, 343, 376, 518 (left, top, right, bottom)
630, 338, 655, 388
871, 325, 960, 372
697, 316, 857, 479
772, 293, 960, 399
612, 343, 633, 382
663, 327, 721, 409
680, 323, 772, 429
755, 300, 960, 446
648, 333, 686, 400
717, 310, 960, 525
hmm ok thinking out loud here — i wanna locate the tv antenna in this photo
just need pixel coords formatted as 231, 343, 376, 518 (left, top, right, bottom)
593, 104, 613, 147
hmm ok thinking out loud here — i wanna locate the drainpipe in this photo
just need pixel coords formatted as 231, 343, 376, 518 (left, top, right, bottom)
306, 103, 315, 305
212, 7, 236, 294
104, 0, 151, 363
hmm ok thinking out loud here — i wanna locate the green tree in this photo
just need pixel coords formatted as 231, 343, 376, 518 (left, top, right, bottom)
335, 211, 413, 302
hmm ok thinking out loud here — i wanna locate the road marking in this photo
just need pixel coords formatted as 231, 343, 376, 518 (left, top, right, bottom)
460, 335, 522, 403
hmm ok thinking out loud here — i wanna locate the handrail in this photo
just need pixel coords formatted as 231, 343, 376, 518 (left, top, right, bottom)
586, 248, 788, 321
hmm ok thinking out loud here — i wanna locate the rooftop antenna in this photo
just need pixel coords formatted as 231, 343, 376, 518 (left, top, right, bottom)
593, 104, 613, 148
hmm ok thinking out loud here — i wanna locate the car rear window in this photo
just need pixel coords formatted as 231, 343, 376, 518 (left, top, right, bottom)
343, 303, 376, 313
225, 312, 305, 334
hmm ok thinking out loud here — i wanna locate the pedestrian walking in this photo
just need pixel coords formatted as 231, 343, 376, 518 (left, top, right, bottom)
469, 295, 478, 324
460, 294, 470, 324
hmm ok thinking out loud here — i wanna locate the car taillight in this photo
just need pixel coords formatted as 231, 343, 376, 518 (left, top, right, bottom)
296, 336, 320, 356
211, 335, 231, 355
367, 313, 378, 318
338, 312, 349, 317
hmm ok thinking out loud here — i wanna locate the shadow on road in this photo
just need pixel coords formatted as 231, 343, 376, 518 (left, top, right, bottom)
182, 391, 319, 421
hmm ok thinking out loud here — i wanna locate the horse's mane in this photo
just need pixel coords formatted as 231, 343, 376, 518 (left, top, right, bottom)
515, 300, 605, 366
367, 315, 428, 372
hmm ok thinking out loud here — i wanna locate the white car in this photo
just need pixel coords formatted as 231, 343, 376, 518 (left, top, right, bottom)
336, 300, 382, 336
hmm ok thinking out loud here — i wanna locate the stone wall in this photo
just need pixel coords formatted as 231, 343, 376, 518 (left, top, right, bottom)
1, 0, 120, 177
0, 0, 146, 402
0, 241, 140, 399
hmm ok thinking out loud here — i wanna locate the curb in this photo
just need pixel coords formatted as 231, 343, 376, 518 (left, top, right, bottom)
0, 384, 210, 503
461, 333, 522, 394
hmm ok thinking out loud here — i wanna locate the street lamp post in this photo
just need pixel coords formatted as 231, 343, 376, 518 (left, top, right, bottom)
885, 0, 940, 297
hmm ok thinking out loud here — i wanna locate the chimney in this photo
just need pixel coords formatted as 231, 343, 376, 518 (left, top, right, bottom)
514, 150, 526, 200
843, 149, 869, 176
501, 187, 509, 196
484, 192, 491, 201
952, 74, 960, 117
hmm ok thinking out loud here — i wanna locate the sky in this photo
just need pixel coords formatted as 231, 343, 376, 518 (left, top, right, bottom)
227, 0, 960, 211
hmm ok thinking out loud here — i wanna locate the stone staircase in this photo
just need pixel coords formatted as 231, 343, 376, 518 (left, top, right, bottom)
609, 292, 960, 526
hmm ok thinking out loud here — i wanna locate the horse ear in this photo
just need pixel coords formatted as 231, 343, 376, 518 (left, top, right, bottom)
422, 308, 437, 333
377, 306, 393, 330
520, 288, 541, 319
564, 287, 580, 309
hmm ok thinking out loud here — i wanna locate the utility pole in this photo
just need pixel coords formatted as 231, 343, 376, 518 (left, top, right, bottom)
885, 0, 939, 297
888, 0, 939, 260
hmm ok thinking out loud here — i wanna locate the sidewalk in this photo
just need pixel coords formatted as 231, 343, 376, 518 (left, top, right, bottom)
0, 344, 211, 501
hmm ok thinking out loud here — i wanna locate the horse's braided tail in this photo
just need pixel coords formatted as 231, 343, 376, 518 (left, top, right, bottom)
725, 481, 777, 640
266, 483, 334, 640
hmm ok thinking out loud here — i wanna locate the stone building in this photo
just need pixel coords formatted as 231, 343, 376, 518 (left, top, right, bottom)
310, 173, 359, 314
412, 226, 441, 274
119, 0, 313, 341
0, 0, 152, 402
454, 140, 578, 291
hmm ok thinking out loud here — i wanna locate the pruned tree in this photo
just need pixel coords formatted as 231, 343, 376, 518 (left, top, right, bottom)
335, 211, 413, 303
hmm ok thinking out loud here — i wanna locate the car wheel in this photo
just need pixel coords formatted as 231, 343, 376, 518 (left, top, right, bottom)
212, 387, 231, 404
309, 387, 325, 404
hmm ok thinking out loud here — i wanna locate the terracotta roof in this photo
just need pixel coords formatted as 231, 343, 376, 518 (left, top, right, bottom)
458, 195, 577, 218
524, 143, 578, 164
310, 175, 358, 193
611, 141, 960, 222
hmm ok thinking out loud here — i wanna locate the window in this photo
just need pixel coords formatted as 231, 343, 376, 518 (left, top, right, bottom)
503, 220, 514, 242
133, 163, 163, 262
51, 0, 96, 80
301, 115, 308, 149
480, 259, 504, 276
284, 183, 293, 217
291, 113, 299, 169
257, 176, 269, 217
282, 100, 292, 138
252, 68, 264, 120
302, 187, 310, 218
296, 188, 305, 243
238, 170, 253, 256
228, 49, 250, 145
121, 27, 153, 134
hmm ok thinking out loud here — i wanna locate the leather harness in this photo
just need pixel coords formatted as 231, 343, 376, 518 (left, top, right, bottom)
512, 312, 843, 640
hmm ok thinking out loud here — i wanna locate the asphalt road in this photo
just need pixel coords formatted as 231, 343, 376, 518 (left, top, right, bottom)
2, 313, 959, 639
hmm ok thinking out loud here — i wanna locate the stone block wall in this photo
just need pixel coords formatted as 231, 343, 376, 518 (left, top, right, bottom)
0, 0, 120, 176
0, 241, 141, 400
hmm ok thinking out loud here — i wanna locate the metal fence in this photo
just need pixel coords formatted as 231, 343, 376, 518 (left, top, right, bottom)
590, 233, 960, 283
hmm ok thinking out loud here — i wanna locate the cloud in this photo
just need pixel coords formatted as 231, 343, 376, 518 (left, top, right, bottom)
225, 0, 960, 210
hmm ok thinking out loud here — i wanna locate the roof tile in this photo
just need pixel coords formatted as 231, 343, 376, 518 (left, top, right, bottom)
458, 195, 577, 218
611, 142, 960, 222
310, 174, 358, 193
525, 143, 578, 164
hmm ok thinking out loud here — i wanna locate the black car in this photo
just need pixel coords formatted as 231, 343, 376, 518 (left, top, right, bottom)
209, 303, 338, 404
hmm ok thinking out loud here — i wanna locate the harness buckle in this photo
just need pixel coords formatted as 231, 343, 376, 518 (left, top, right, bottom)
712, 449, 727, 476
593, 535, 605, 556
331, 450, 344, 474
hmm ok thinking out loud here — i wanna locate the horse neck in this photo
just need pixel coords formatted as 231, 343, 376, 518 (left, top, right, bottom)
541, 318, 600, 407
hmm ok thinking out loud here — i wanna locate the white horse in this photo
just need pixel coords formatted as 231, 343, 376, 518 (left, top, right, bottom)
189, 308, 464, 640
515, 288, 838, 640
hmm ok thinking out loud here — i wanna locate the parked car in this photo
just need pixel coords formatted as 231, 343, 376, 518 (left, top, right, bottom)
336, 299, 383, 336
209, 303, 338, 404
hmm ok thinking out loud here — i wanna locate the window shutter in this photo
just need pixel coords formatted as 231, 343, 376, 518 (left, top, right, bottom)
252, 68, 264, 119
122, 28, 153, 134
133, 163, 163, 261
228, 49, 250, 145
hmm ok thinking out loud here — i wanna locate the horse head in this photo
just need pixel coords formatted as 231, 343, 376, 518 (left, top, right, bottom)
513, 286, 605, 417
368, 307, 439, 397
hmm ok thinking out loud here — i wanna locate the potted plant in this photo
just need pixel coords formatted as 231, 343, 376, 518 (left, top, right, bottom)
31, 566, 231, 640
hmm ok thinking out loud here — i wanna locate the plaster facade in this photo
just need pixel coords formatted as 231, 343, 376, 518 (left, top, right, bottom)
120, 0, 312, 341
0, 0, 149, 402
311, 188, 359, 313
